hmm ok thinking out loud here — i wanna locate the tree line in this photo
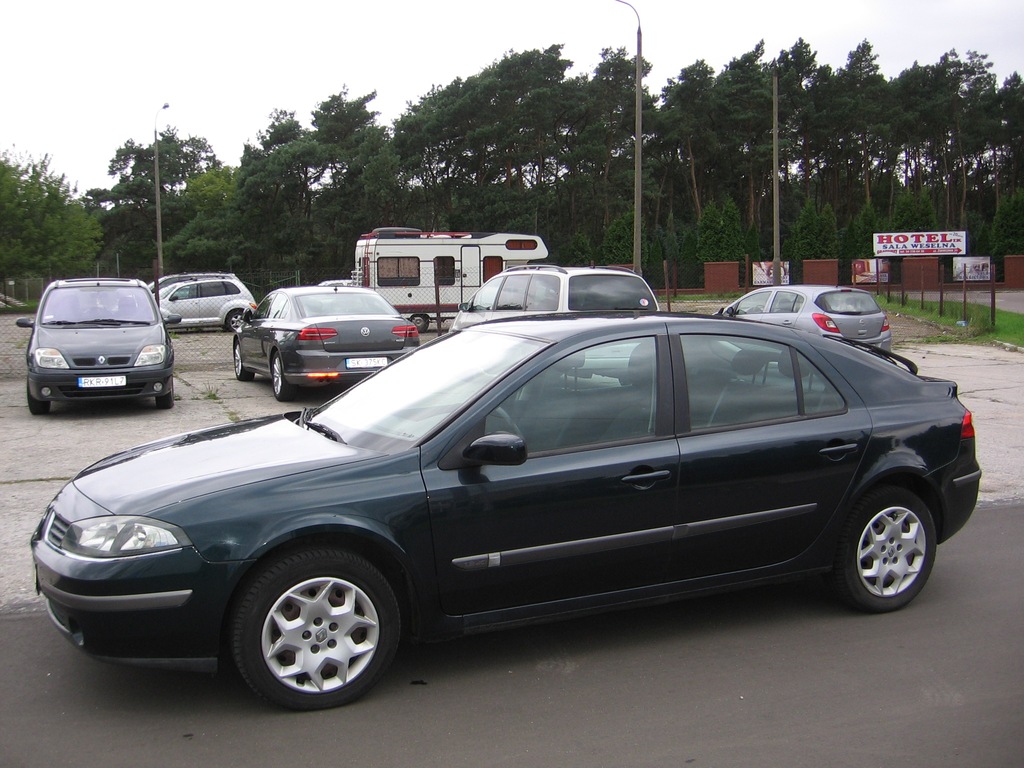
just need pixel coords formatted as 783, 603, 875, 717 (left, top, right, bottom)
5, 37, 1024, 291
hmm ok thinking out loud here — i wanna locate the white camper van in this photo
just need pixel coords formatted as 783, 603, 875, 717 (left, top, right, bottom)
353, 228, 549, 331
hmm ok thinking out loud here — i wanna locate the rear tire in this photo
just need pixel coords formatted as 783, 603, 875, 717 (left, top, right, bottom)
271, 352, 297, 401
411, 314, 430, 333
225, 309, 244, 332
830, 486, 936, 613
230, 548, 401, 710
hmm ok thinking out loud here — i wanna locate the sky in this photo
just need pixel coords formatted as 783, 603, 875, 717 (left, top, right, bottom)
4, 0, 1023, 194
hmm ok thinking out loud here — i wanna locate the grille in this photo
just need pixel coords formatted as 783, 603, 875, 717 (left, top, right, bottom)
71, 356, 132, 366
46, 512, 70, 549
59, 383, 147, 398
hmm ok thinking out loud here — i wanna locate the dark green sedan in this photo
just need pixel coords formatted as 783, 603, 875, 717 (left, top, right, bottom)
31, 313, 981, 710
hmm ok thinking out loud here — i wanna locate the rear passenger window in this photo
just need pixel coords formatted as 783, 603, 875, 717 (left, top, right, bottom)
768, 291, 804, 314
525, 274, 559, 311
680, 335, 844, 429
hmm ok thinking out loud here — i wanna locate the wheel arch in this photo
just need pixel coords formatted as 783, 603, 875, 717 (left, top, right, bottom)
221, 526, 423, 654
846, 470, 947, 541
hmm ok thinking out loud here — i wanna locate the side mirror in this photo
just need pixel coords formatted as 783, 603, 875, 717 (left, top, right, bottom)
163, 313, 182, 325
458, 302, 470, 312
718, 306, 736, 317
243, 308, 254, 322
462, 432, 527, 466
16, 317, 34, 328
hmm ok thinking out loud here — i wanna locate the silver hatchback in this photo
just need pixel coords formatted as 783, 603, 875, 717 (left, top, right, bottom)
719, 285, 892, 350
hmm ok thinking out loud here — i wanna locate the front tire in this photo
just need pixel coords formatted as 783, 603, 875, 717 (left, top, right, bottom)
230, 548, 401, 711
233, 340, 255, 382
830, 486, 936, 613
27, 386, 50, 415
155, 385, 175, 409
271, 351, 296, 401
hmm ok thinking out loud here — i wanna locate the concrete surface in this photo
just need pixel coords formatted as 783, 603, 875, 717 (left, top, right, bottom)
0, 339, 1021, 613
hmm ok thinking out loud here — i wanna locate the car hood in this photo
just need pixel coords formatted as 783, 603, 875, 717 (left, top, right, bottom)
70, 415, 382, 517
33, 323, 166, 355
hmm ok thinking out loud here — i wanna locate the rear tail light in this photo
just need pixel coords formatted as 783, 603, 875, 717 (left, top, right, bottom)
297, 327, 338, 341
961, 411, 975, 439
881, 311, 890, 332
392, 324, 419, 339
811, 313, 841, 333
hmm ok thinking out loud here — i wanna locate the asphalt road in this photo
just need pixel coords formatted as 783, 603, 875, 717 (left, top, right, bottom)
0, 338, 1022, 766
1, 503, 1021, 767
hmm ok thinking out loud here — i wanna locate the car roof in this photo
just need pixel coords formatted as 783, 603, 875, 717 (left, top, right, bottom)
747, 285, 874, 297
499, 264, 644, 277
460, 311, 767, 343
161, 272, 236, 280
271, 285, 380, 296
50, 277, 147, 289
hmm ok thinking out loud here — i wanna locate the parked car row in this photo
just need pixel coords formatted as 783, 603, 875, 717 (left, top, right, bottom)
13, 272, 903, 417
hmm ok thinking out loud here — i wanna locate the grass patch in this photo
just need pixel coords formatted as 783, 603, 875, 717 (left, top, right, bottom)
878, 295, 1024, 348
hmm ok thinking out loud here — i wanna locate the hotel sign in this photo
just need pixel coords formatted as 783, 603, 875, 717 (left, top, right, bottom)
873, 231, 966, 257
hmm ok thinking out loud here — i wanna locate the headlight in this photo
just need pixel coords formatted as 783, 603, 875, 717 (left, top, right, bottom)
135, 344, 167, 367
62, 516, 191, 558
34, 348, 69, 369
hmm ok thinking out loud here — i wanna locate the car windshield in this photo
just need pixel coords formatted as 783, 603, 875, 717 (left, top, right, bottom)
41, 286, 157, 324
816, 291, 881, 315
312, 330, 547, 452
295, 292, 397, 317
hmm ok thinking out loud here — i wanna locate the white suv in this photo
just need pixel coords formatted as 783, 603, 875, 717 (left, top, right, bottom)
452, 265, 659, 330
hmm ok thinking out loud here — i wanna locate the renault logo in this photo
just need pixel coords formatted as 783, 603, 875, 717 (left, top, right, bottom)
360, 327, 370, 337
98, 355, 106, 365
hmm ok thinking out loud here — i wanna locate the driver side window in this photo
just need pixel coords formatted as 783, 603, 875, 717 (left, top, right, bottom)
734, 292, 769, 315
487, 337, 658, 453
468, 279, 501, 312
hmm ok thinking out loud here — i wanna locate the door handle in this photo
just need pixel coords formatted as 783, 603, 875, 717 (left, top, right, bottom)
819, 442, 858, 460
621, 469, 671, 489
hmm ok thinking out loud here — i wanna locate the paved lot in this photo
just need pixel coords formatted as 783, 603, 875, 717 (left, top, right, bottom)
0, 327, 1021, 612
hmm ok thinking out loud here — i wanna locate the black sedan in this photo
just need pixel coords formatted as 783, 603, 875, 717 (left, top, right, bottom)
31, 314, 981, 710
233, 286, 419, 400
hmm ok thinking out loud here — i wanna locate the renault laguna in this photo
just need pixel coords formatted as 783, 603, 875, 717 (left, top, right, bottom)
31, 314, 980, 709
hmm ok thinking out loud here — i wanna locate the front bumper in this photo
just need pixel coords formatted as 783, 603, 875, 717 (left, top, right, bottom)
31, 511, 242, 669
27, 364, 174, 403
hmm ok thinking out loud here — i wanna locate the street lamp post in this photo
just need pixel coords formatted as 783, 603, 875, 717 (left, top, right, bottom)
615, 0, 642, 276
153, 103, 169, 305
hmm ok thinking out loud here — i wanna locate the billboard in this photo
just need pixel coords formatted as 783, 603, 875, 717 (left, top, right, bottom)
873, 231, 966, 257
752, 261, 789, 285
953, 256, 991, 282
853, 258, 890, 284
